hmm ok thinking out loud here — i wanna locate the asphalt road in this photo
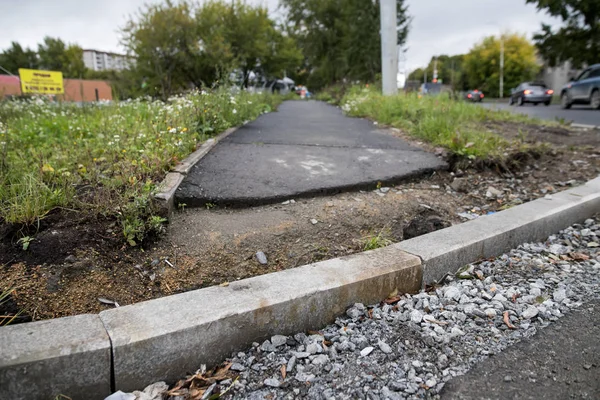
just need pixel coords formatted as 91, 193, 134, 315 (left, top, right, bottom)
480, 102, 600, 126
175, 100, 446, 207
442, 299, 600, 400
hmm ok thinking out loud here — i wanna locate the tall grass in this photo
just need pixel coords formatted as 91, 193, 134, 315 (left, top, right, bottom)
0, 89, 284, 243
340, 86, 541, 161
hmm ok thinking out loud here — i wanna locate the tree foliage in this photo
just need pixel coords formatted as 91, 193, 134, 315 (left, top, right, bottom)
0, 38, 85, 78
526, 0, 600, 68
37, 37, 86, 78
0, 42, 38, 74
281, 0, 410, 89
463, 33, 540, 97
121, 0, 302, 99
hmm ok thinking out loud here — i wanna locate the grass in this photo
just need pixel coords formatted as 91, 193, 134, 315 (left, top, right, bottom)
0, 287, 21, 326
337, 86, 549, 164
0, 89, 285, 244
363, 228, 394, 251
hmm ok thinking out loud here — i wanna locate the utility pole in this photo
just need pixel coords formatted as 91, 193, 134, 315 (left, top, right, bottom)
380, 0, 397, 95
499, 37, 504, 98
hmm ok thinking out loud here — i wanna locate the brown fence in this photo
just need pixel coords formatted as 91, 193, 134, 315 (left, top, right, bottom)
0, 75, 113, 102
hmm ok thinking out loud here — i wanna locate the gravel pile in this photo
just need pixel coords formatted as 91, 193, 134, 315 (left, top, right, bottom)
108, 218, 600, 400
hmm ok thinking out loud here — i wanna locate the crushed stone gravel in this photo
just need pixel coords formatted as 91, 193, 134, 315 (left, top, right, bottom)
106, 217, 600, 400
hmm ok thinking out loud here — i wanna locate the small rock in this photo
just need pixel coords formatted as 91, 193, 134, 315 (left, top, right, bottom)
583, 364, 592, 370
230, 363, 245, 371
504, 375, 513, 382
486, 186, 503, 198
310, 219, 318, 225
380, 187, 390, 193
485, 308, 497, 318
522, 306, 539, 319
378, 340, 393, 354
360, 346, 374, 357
450, 327, 465, 337
311, 354, 329, 365
425, 378, 437, 388
293, 351, 310, 359
271, 335, 287, 347
553, 288, 567, 303
256, 251, 268, 265
260, 340, 276, 352
263, 378, 280, 388
410, 309, 423, 323
450, 177, 468, 192
104, 391, 135, 400
412, 360, 423, 368
306, 343, 321, 354
281, 200, 290, 205
444, 286, 461, 301
287, 356, 297, 372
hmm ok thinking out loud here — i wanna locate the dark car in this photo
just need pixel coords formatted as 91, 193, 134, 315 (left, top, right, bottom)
465, 89, 484, 102
560, 63, 600, 109
509, 82, 553, 106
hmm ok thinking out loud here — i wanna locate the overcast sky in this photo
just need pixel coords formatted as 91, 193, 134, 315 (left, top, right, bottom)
0, 0, 559, 72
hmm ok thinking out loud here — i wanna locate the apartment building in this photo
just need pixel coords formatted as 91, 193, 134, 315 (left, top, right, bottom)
83, 49, 132, 71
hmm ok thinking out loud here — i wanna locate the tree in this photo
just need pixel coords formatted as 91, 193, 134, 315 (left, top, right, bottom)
463, 33, 540, 97
281, 0, 410, 88
37, 36, 87, 78
0, 42, 38, 74
121, 0, 301, 98
526, 0, 599, 68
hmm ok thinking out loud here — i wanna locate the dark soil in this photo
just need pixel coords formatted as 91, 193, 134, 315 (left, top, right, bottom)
1, 125, 599, 322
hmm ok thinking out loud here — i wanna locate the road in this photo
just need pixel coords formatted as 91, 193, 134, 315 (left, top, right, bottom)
480, 102, 600, 126
442, 299, 600, 400
176, 100, 446, 207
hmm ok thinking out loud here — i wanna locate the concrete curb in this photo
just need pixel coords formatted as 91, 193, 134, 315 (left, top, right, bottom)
1, 176, 598, 399
153, 126, 239, 215
397, 176, 600, 285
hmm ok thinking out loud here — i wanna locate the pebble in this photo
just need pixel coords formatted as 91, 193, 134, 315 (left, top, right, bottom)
255, 251, 268, 265
310, 218, 318, 225
360, 346, 374, 357
263, 378, 280, 388
270, 335, 287, 347
378, 340, 393, 354
522, 306, 539, 319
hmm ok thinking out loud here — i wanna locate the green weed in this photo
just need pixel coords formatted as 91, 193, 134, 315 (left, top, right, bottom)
0, 89, 284, 244
363, 228, 393, 251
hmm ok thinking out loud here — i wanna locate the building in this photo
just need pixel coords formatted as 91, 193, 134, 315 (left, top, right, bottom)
0, 74, 113, 102
82, 49, 132, 71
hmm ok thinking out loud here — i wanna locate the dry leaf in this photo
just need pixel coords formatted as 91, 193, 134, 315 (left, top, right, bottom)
367, 309, 374, 319
384, 295, 401, 304
307, 330, 323, 336
219, 282, 230, 287
281, 364, 286, 380
503, 311, 516, 329
570, 252, 590, 261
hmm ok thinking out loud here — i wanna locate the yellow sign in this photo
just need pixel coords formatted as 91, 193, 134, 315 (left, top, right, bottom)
18, 68, 64, 94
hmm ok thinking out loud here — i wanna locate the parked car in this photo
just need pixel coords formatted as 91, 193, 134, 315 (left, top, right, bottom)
465, 89, 484, 102
560, 63, 600, 110
508, 82, 553, 106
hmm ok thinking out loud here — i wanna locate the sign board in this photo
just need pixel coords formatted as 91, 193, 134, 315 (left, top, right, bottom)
18, 68, 64, 94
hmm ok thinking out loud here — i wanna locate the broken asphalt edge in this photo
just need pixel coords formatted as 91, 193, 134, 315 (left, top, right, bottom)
1, 176, 598, 399
153, 126, 240, 215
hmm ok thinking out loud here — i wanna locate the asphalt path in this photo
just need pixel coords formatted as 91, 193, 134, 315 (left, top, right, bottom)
442, 299, 600, 400
480, 102, 600, 126
175, 100, 446, 207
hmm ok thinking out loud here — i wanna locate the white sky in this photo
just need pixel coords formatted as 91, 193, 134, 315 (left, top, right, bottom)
0, 0, 560, 72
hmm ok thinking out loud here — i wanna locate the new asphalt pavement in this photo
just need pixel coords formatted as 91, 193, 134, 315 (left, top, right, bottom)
175, 100, 446, 207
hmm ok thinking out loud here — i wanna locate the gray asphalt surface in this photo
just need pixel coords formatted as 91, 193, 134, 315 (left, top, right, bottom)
442, 299, 600, 400
176, 101, 446, 206
480, 102, 600, 126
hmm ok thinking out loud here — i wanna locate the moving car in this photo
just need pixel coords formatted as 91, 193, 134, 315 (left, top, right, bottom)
465, 89, 484, 102
560, 63, 600, 110
508, 82, 553, 106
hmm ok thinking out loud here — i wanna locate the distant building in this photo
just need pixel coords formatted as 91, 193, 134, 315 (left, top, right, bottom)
82, 49, 132, 71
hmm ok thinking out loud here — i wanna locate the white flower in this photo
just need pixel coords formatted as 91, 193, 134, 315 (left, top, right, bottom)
169, 128, 177, 133
232, 109, 237, 114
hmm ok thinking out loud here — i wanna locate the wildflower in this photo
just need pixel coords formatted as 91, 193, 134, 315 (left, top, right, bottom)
232, 109, 237, 114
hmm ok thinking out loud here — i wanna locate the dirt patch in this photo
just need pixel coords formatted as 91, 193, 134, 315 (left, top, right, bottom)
1, 136, 599, 322
484, 120, 600, 147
